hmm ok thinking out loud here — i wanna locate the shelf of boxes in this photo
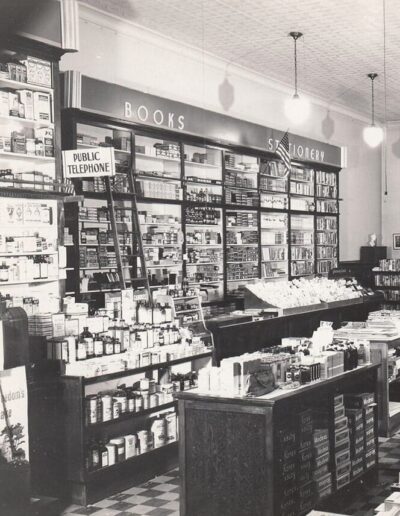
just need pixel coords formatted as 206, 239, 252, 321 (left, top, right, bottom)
184, 144, 223, 205
134, 134, 182, 201
224, 151, 259, 208
259, 159, 289, 211
138, 203, 183, 291
225, 208, 259, 294
290, 213, 315, 278
316, 215, 338, 274
185, 205, 224, 299
260, 211, 288, 280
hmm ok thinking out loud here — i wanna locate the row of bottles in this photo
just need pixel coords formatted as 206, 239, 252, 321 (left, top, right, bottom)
0, 255, 57, 282
86, 411, 178, 470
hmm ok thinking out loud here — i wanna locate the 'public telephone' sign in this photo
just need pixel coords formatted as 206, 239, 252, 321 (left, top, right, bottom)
62, 147, 116, 178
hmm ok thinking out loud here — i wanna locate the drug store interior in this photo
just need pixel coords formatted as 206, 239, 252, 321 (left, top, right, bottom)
3, 1, 400, 515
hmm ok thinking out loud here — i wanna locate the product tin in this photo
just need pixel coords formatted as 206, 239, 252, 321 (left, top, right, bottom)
114, 393, 127, 414
109, 438, 125, 462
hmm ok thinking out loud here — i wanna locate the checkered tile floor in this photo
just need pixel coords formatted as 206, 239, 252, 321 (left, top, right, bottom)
60, 436, 400, 516
61, 469, 179, 516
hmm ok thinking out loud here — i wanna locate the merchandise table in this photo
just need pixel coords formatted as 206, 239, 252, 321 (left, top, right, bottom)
176, 364, 380, 516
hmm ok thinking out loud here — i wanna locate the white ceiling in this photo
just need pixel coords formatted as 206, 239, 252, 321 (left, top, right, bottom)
80, 0, 400, 121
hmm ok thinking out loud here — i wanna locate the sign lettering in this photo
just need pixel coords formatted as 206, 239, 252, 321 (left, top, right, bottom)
124, 101, 185, 131
62, 147, 116, 179
267, 137, 326, 164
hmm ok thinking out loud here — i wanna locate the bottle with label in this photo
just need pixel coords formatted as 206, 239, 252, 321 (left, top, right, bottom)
94, 334, 103, 357
76, 334, 87, 361
103, 336, 114, 355
81, 326, 94, 358
121, 319, 130, 351
0, 262, 9, 282
33, 256, 41, 280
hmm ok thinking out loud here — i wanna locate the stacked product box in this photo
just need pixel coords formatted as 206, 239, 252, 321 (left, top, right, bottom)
276, 421, 298, 516
298, 409, 318, 515
275, 393, 376, 516
314, 394, 351, 494
344, 392, 377, 478
275, 409, 332, 516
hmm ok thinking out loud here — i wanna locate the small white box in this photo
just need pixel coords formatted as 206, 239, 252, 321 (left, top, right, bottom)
0, 91, 9, 116
33, 91, 52, 122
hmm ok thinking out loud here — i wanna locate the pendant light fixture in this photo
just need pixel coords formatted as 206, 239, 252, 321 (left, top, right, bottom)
284, 31, 310, 125
363, 73, 384, 148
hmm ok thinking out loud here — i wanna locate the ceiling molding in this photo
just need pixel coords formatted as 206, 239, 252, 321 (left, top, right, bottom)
77, 1, 373, 126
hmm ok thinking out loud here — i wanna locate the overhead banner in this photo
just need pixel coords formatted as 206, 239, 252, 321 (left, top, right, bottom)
62, 147, 116, 178
0, 366, 29, 464
62, 72, 344, 169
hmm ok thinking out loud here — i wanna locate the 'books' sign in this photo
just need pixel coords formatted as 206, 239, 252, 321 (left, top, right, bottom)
62, 147, 116, 178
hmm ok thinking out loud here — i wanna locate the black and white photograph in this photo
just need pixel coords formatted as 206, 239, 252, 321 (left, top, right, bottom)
1, 1, 400, 515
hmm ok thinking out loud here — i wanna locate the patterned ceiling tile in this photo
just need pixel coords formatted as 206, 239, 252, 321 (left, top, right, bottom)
80, 0, 400, 120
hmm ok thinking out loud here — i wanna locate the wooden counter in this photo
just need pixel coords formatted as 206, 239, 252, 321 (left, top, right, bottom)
208, 294, 383, 365
176, 364, 380, 516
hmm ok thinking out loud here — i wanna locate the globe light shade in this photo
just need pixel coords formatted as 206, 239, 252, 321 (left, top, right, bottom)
284, 93, 310, 125
363, 125, 384, 148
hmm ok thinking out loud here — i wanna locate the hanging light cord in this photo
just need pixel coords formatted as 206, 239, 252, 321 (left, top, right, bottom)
294, 36, 298, 95
289, 32, 302, 96
383, 0, 388, 195
371, 76, 375, 126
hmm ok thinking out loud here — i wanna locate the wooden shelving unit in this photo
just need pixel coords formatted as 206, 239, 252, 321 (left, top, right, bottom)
61, 348, 213, 505
61, 110, 341, 307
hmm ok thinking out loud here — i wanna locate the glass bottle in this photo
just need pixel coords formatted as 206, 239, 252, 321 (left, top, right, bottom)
81, 326, 94, 359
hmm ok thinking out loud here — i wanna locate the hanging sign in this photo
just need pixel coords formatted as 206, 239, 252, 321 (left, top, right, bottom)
0, 366, 29, 464
62, 147, 116, 178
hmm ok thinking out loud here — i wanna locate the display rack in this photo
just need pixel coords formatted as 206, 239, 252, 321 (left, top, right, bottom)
374, 270, 400, 309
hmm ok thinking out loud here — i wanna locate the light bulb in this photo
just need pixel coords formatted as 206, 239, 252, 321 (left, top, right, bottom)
363, 125, 383, 148
284, 93, 310, 125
